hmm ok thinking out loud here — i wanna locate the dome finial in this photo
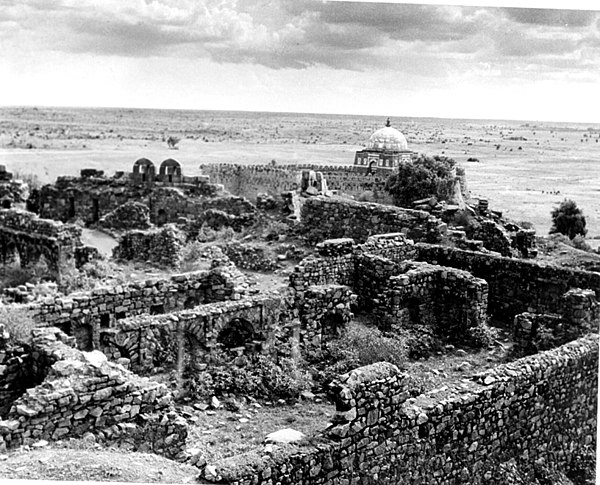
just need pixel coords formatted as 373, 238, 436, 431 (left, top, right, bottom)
385, 117, 391, 127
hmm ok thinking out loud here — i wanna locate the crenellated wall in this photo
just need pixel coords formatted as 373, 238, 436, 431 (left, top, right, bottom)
203, 334, 598, 485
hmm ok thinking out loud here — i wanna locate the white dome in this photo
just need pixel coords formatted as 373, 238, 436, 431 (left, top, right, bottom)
366, 125, 408, 151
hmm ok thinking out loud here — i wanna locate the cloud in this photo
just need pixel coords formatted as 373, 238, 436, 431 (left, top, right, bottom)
1, 0, 599, 80
503, 8, 597, 27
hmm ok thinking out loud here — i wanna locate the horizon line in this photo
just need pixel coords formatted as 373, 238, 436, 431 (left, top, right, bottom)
1, 103, 599, 127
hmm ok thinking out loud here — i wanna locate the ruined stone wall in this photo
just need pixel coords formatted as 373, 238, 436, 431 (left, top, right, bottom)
29, 267, 248, 351
219, 242, 278, 272
205, 334, 598, 485
301, 197, 446, 244
37, 172, 254, 229
514, 288, 600, 353
381, 262, 489, 341
0, 327, 186, 458
113, 225, 185, 269
297, 285, 354, 352
199, 164, 394, 203
0, 209, 83, 275
417, 244, 600, 319
468, 220, 513, 256
99, 294, 287, 374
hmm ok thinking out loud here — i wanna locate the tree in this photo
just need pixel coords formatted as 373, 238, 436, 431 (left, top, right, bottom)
166, 136, 181, 149
384, 154, 455, 207
550, 199, 587, 239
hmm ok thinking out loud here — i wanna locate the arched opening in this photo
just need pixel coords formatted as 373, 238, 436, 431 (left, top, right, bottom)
92, 199, 99, 222
368, 161, 378, 174
1, 198, 11, 209
156, 209, 167, 226
407, 297, 422, 325
74, 324, 94, 352
68, 197, 75, 219
184, 297, 198, 310
217, 318, 256, 350
321, 312, 345, 340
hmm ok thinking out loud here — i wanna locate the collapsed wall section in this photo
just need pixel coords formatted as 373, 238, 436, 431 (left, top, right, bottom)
205, 334, 598, 484
112, 225, 186, 268
301, 197, 446, 244
417, 244, 600, 318
0, 327, 186, 458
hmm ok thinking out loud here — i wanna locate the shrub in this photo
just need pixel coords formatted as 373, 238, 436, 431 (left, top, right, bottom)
0, 305, 38, 344
550, 199, 587, 239
184, 353, 312, 400
465, 324, 497, 349
571, 235, 592, 252
384, 154, 455, 207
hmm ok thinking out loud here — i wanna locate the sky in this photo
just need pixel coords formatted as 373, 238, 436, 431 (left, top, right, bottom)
1, 0, 599, 122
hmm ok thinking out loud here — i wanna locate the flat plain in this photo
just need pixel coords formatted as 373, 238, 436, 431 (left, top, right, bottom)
1, 106, 598, 240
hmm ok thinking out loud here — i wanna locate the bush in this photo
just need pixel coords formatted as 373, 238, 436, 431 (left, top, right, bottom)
385, 154, 455, 207
184, 353, 312, 400
571, 235, 592, 252
0, 306, 38, 344
550, 199, 587, 239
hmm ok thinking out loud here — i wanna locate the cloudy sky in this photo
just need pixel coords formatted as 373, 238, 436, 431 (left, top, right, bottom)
1, 0, 599, 122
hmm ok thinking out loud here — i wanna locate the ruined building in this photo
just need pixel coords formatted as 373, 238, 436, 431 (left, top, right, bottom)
33, 158, 256, 228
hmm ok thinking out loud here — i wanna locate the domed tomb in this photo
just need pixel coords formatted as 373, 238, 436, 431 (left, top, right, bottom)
354, 119, 413, 173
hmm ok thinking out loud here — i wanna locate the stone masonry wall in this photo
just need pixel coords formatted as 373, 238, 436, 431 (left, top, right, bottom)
514, 288, 600, 353
99, 293, 287, 374
198, 163, 394, 204
301, 197, 446, 244
0, 209, 84, 276
0, 327, 187, 458
204, 334, 598, 484
113, 225, 186, 269
28, 266, 248, 351
417, 243, 600, 319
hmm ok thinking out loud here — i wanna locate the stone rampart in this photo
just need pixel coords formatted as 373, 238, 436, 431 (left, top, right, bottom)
416, 244, 600, 318
0, 327, 186, 458
301, 197, 446, 244
199, 164, 394, 204
203, 334, 598, 484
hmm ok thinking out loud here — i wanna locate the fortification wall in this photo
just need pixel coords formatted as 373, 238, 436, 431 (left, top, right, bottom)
417, 244, 600, 318
204, 334, 598, 484
199, 164, 394, 203
0, 327, 186, 458
301, 197, 446, 244
29, 267, 248, 351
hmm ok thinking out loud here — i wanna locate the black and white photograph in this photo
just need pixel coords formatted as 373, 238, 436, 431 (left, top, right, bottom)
0, 0, 598, 484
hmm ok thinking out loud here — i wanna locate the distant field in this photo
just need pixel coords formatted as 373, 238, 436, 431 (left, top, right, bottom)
0, 107, 598, 239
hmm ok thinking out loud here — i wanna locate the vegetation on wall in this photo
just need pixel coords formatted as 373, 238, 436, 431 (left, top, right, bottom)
384, 154, 455, 207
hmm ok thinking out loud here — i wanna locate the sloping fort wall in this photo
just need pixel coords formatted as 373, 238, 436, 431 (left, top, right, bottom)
203, 334, 598, 485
